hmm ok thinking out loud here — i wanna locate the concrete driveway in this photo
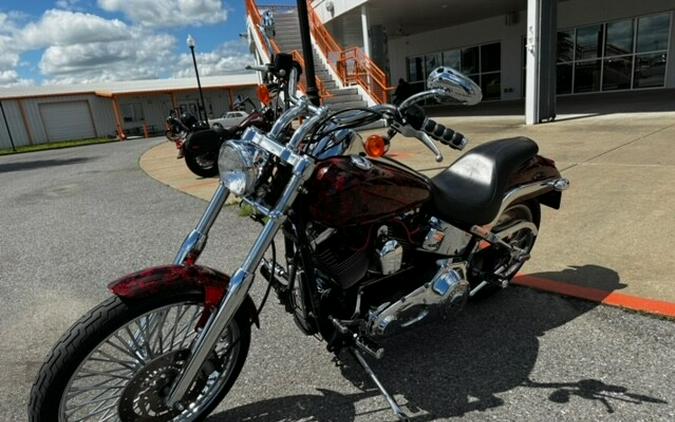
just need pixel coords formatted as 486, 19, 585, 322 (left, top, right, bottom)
0, 129, 674, 420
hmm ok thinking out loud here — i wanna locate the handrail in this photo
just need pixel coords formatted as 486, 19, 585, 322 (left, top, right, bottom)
306, 1, 391, 104
247, 0, 328, 102
247, 0, 390, 103
245, 0, 281, 59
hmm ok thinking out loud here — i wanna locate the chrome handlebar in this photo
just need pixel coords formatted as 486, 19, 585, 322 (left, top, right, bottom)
266, 88, 465, 162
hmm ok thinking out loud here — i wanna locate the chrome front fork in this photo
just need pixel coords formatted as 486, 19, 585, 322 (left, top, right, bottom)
167, 160, 313, 407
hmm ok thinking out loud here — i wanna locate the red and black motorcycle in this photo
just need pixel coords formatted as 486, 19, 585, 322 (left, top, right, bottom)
29, 59, 569, 420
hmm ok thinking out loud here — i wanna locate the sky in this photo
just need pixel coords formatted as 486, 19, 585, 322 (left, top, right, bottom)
0, 0, 297, 87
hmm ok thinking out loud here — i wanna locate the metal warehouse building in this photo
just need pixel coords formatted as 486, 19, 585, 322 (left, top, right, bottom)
0, 73, 258, 149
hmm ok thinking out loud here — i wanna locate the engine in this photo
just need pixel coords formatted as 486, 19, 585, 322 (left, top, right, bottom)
366, 261, 469, 337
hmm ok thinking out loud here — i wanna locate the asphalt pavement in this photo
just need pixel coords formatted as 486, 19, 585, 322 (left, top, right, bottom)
0, 140, 673, 421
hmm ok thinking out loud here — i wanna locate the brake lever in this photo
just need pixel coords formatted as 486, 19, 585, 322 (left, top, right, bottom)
391, 121, 443, 163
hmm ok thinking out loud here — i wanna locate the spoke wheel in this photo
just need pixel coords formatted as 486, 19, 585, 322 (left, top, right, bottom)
468, 202, 540, 299
29, 293, 250, 422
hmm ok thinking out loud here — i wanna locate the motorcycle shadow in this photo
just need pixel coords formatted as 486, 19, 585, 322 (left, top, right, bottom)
210, 265, 666, 421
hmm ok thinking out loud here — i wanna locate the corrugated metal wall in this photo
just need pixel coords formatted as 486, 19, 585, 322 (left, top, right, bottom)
0, 100, 31, 148
0, 86, 257, 148
22, 95, 116, 143
0, 95, 116, 148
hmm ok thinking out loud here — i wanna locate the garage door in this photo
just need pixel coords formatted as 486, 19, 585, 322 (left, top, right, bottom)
39, 101, 96, 142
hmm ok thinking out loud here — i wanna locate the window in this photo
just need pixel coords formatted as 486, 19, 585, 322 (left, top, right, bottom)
121, 103, 144, 123
407, 42, 502, 100
555, 12, 671, 94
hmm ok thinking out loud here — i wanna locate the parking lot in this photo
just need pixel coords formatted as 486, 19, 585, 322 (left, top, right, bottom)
1, 127, 674, 420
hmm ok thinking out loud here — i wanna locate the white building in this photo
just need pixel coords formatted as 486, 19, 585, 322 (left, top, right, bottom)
0, 74, 258, 149
248, 0, 675, 124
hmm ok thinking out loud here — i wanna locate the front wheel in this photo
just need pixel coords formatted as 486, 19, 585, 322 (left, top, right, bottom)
184, 149, 219, 178
29, 292, 250, 422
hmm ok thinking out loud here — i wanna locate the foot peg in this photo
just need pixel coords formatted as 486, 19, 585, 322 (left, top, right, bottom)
351, 348, 409, 421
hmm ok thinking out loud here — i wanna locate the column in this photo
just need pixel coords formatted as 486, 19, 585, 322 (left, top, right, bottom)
525, 0, 557, 125
361, 4, 371, 57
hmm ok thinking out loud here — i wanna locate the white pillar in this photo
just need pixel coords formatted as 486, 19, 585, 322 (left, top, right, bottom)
525, 0, 540, 125
361, 5, 371, 57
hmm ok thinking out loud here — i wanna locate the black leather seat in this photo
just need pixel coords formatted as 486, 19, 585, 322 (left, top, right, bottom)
429, 137, 538, 226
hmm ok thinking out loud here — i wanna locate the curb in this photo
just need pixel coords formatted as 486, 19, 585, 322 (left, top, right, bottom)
513, 274, 675, 319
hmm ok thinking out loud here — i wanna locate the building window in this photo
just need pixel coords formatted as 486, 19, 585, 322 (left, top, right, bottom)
121, 103, 144, 123
556, 12, 671, 95
407, 41, 502, 100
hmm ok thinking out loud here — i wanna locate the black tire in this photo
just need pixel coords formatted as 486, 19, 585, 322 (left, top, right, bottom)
184, 149, 219, 178
468, 201, 541, 300
28, 292, 251, 422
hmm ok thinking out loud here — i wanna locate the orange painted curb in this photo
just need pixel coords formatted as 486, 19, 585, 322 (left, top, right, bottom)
513, 274, 675, 319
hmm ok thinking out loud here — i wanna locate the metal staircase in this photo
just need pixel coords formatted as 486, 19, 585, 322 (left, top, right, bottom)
260, 7, 369, 110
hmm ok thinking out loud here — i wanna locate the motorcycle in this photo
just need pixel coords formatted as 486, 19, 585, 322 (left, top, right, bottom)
29, 54, 569, 420
177, 64, 290, 178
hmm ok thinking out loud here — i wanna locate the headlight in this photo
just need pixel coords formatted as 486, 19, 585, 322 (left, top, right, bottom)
218, 140, 266, 196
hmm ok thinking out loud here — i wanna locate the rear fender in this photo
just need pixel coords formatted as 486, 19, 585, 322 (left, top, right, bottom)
507, 155, 563, 209
183, 129, 232, 155
108, 265, 259, 327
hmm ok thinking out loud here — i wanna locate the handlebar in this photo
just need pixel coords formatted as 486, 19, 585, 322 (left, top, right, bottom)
402, 105, 467, 151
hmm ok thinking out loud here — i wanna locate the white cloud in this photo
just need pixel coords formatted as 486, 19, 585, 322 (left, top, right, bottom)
40, 30, 176, 84
55, 0, 83, 11
0, 7, 251, 87
97, 0, 228, 28
173, 39, 253, 78
19, 10, 130, 49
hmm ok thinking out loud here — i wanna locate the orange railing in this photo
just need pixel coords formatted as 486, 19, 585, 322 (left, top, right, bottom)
307, 2, 391, 104
245, 0, 281, 59
247, 0, 329, 101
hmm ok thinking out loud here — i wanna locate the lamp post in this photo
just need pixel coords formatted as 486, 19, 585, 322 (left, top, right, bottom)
187, 34, 208, 124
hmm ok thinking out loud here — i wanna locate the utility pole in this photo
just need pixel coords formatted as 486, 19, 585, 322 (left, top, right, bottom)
0, 101, 17, 152
296, 0, 320, 106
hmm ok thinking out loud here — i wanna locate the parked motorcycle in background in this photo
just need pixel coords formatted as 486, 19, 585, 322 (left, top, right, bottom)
29, 43, 569, 422
165, 109, 205, 159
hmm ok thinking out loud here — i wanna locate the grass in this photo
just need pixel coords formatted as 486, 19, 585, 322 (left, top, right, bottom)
0, 137, 116, 156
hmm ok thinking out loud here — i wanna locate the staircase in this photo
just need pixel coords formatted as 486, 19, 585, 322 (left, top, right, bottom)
256, 7, 369, 111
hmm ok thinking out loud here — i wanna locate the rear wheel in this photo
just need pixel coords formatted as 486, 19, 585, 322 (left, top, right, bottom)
184, 150, 219, 178
468, 201, 540, 300
29, 292, 250, 421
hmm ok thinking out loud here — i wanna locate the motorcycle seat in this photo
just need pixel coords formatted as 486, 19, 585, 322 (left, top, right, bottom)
429, 137, 538, 226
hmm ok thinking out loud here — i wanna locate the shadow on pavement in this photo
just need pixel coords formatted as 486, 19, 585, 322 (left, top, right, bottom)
210, 265, 667, 421
0, 157, 94, 174
529, 264, 626, 293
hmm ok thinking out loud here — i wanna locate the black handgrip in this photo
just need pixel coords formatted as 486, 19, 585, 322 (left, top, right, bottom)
402, 105, 466, 151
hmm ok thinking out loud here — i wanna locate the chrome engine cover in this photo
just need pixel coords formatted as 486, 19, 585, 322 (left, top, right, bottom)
368, 261, 469, 337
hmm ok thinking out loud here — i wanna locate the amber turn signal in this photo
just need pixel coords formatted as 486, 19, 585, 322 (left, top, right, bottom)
257, 84, 271, 105
364, 134, 387, 158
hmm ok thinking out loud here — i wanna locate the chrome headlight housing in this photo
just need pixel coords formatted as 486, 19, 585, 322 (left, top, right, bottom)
218, 140, 267, 196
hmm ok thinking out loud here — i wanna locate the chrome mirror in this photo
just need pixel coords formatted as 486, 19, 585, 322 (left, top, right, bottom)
427, 67, 482, 105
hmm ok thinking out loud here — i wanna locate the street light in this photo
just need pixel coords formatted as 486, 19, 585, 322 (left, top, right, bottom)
187, 34, 208, 124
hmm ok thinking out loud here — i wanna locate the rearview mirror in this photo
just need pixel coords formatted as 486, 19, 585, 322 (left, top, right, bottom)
427, 67, 482, 106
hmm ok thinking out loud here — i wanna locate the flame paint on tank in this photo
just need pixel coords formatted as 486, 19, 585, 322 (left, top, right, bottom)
307, 156, 431, 227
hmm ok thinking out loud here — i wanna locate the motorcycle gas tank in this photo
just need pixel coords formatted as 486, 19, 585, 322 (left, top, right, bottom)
307, 156, 431, 227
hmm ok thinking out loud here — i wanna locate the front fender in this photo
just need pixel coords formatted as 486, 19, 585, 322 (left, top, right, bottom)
107, 264, 259, 327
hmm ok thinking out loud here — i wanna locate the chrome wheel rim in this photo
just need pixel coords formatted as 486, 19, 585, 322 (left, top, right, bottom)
58, 301, 240, 422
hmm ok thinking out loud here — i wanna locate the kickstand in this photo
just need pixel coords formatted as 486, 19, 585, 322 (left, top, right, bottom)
350, 348, 409, 421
